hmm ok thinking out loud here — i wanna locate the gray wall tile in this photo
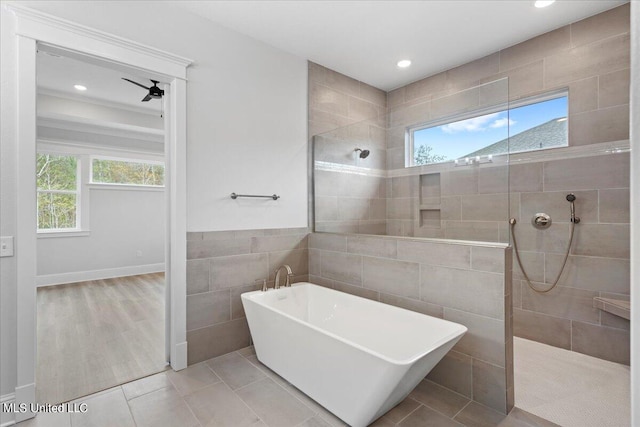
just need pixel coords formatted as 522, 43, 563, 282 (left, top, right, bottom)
251, 234, 307, 253
187, 238, 252, 260
570, 3, 630, 47
210, 253, 269, 290
347, 235, 397, 258
308, 233, 347, 251
397, 239, 471, 269
500, 26, 571, 72
187, 318, 250, 365
599, 68, 630, 108
521, 285, 599, 323
187, 290, 231, 331
187, 259, 210, 295
231, 283, 261, 320
471, 247, 506, 273
572, 223, 630, 258
545, 254, 629, 293
513, 308, 571, 349
599, 188, 630, 223
422, 266, 504, 319
544, 33, 629, 87
320, 251, 362, 285
571, 321, 630, 365
426, 350, 472, 398
472, 359, 507, 413
569, 104, 629, 146
363, 256, 420, 298
444, 308, 506, 367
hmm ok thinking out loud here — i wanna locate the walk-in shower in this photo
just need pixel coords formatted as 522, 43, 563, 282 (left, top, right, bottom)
310, 62, 630, 425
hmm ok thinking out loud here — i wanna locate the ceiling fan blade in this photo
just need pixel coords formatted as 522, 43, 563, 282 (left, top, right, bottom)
122, 78, 150, 90
141, 94, 153, 102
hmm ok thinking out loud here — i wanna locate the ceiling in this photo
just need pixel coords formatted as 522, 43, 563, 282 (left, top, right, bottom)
175, 0, 628, 91
37, 50, 162, 114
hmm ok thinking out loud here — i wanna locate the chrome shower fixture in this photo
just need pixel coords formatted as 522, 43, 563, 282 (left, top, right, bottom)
566, 193, 580, 223
354, 148, 370, 159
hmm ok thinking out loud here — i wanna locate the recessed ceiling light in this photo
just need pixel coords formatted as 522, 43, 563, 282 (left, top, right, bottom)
534, 0, 555, 8
397, 59, 412, 68
74, 84, 87, 91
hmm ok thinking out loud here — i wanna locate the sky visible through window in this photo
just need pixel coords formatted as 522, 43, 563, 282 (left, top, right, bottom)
413, 96, 568, 163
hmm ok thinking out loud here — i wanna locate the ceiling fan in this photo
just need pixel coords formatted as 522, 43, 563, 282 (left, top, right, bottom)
121, 78, 164, 102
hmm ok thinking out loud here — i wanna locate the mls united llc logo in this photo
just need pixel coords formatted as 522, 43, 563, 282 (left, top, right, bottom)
2, 402, 88, 414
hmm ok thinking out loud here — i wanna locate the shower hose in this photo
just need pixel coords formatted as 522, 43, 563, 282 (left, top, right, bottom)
509, 217, 576, 294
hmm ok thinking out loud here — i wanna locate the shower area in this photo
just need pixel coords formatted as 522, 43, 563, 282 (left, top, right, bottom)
308, 14, 631, 422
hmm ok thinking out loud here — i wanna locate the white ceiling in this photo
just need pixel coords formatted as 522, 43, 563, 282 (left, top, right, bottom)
37, 50, 162, 114
175, 0, 628, 91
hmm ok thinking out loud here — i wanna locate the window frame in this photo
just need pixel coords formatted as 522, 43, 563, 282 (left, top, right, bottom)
89, 154, 166, 188
36, 152, 83, 234
405, 89, 569, 167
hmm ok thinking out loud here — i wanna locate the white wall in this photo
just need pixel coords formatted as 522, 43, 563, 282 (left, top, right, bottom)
0, 3, 18, 399
15, 1, 309, 232
1, 0, 308, 398
37, 187, 165, 282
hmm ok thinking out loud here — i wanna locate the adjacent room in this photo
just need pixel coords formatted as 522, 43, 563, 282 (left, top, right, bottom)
35, 50, 167, 404
0, 1, 637, 427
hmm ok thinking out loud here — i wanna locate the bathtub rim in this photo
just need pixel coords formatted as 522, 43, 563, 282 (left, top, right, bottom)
241, 282, 467, 367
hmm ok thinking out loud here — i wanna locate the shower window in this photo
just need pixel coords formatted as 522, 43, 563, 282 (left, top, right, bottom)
407, 90, 568, 166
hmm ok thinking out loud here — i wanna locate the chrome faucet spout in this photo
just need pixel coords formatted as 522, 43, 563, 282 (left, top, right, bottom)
274, 265, 293, 289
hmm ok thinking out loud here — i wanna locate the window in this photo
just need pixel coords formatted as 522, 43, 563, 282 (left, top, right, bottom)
91, 157, 164, 186
408, 92, 568, 166
37, 153, 79, 230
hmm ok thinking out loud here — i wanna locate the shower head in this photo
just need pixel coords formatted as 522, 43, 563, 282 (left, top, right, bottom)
566, 193, 580, 223
355, 148, 370, 159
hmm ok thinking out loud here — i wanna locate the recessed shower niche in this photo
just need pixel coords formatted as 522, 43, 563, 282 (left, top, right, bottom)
418, 172, 441, 229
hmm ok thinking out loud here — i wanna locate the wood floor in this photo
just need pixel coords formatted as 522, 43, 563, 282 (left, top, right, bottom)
36, 273, 167, 404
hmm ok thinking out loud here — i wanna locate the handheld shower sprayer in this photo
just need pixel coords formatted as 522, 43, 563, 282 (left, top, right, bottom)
566, 193, 580, 223
510, 192, 581, 293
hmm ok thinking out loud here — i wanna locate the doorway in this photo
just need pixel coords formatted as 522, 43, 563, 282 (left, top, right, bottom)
35, 48, 170, 403
10, 5, 191, 420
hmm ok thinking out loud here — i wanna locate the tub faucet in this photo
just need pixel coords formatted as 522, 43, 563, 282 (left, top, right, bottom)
274, 265, 293, 289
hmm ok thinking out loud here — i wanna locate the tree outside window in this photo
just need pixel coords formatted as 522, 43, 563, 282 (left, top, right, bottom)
37, 154, 78, 230
92, 158, 164, 186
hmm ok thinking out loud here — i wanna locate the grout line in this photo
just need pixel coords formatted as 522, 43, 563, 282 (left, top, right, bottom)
393, 402, 423, 425
452, 400, 473, 420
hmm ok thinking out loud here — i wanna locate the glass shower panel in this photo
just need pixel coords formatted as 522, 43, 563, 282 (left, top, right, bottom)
313, 78, 510, 243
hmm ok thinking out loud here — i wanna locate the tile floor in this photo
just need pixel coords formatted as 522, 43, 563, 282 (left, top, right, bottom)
514, 337, 630, 427
20, 346, 556, 427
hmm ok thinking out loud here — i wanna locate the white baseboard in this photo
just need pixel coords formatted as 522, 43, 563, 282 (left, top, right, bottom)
13, 383, 35, 424
171, 341, 188, 371
0, 393, 16, 427
36, 263, 165, 287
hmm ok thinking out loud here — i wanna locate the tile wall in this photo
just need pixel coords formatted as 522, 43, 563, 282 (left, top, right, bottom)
308, 233, 514, 414
310, 4, 630, 364
309, 62, 388, 234
186, 228, 309, 364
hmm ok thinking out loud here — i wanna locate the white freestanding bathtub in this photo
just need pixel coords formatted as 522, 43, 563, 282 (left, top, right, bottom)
241, 283, 467, 427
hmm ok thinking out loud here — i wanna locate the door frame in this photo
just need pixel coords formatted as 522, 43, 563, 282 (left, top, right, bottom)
8, 4, 192, 422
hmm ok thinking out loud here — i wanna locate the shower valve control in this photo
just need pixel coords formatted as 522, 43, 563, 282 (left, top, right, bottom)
531, 213, 552, 229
